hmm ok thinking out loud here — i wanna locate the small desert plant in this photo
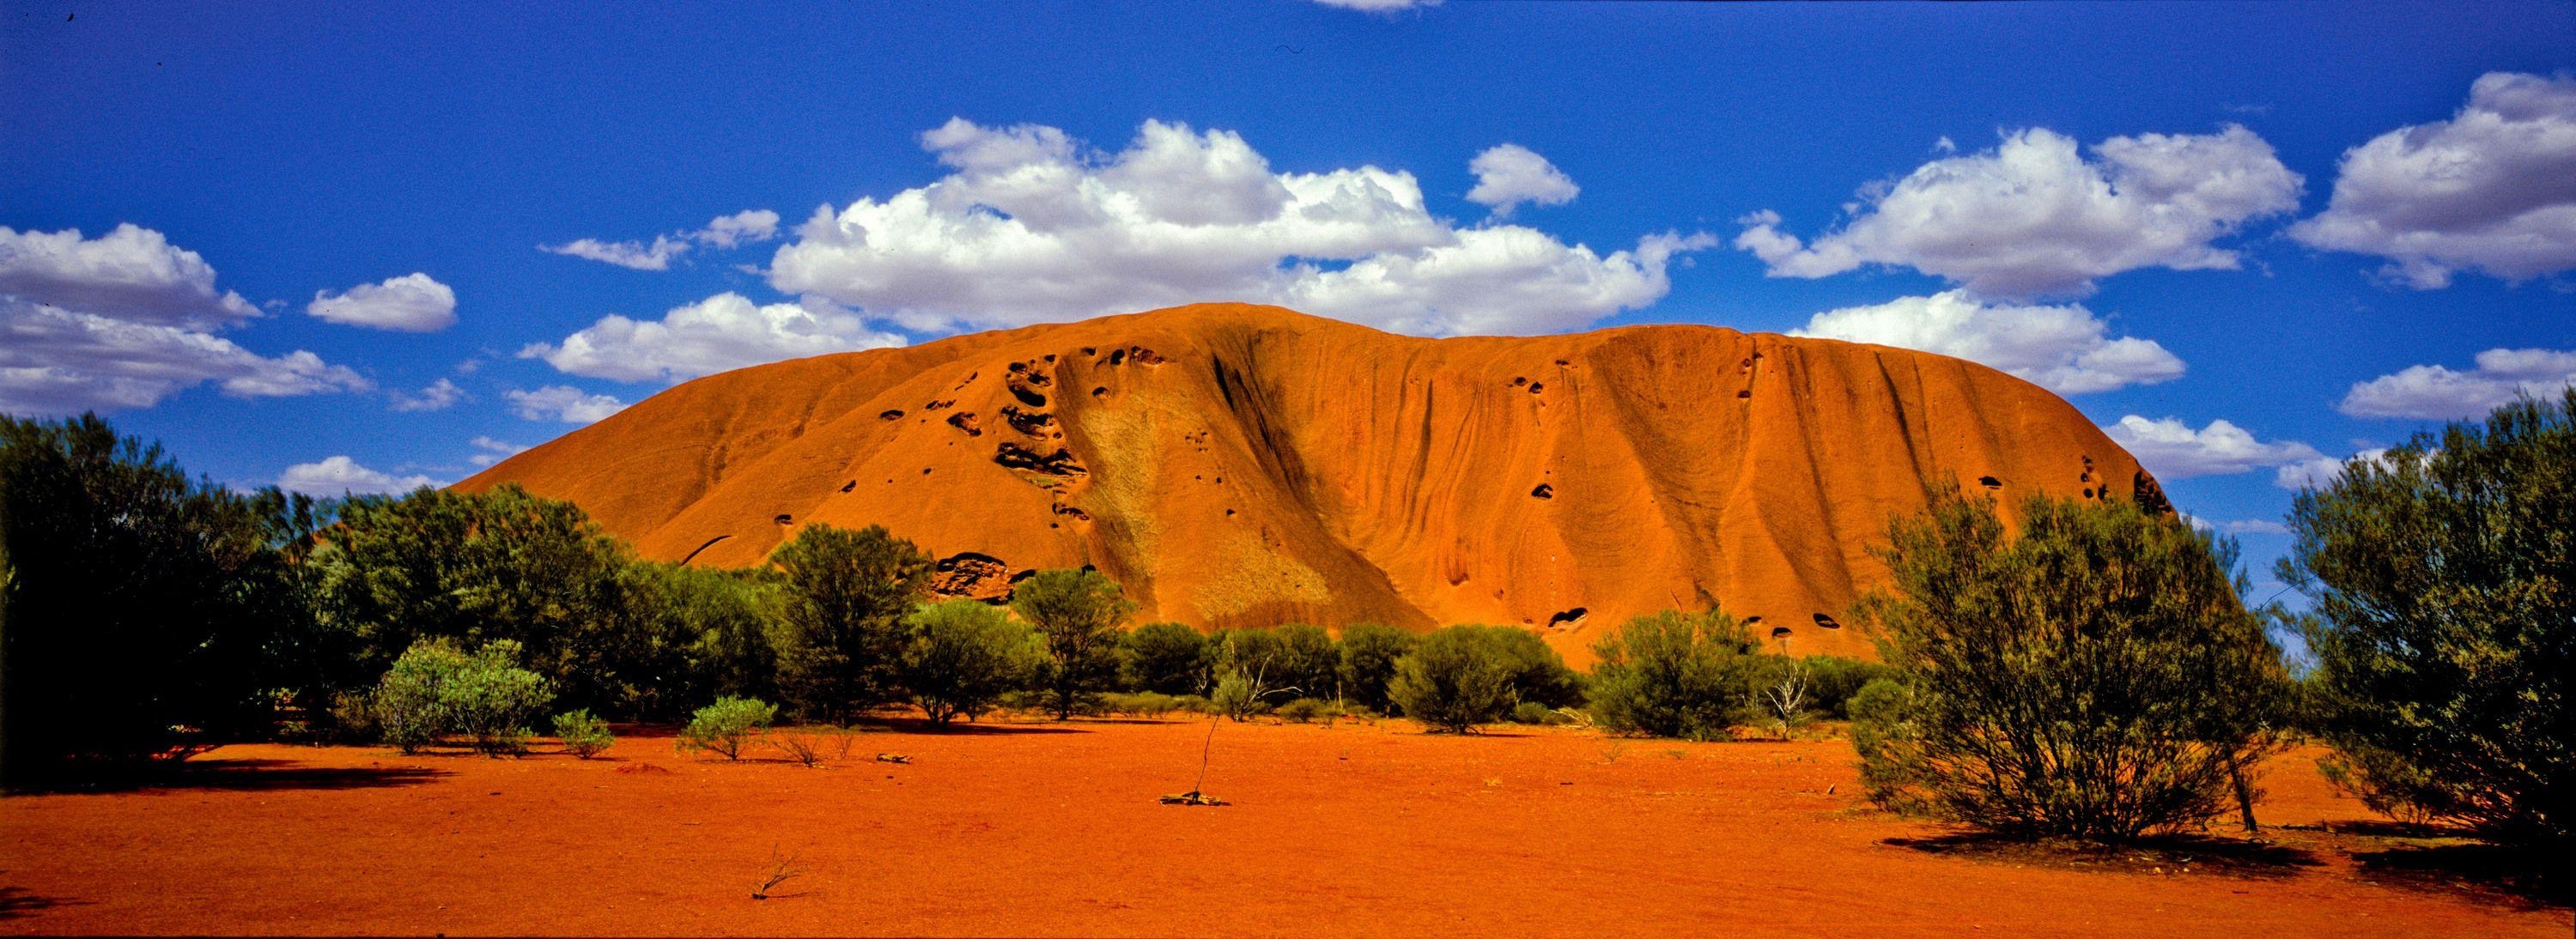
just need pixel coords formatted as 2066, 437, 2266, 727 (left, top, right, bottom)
751, 845, 805, 900
1510, 700, 1567, 725
1758, 655, 1820, 738
552, 709, 615, 758
769, 728, 856, 768
1210, 669, 1271, 721
1278, 697, 1340, 724
1102, 691, 1187, 718
680, 696, 778, 760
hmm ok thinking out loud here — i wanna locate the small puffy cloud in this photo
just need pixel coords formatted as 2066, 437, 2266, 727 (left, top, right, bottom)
2290, 72, 2576, 288
2274, 448, 2392, 491
2103, 415, 2323, 480
467, 435, 529, 467
1790, 290, 2184, 395
1466, 143, 1579, 217
388, 377, 466, 413
522, 292, 908, 384
542, 209, 785, 271
0, 226, 368, 414
506, 385, 628, 424
0, 223, 259, 327
2340, 348, 2576, 419
307, 272, 457, 332
1737, 125, 2302, 297
766, 118, 1710, 336
277, 456, 438, 496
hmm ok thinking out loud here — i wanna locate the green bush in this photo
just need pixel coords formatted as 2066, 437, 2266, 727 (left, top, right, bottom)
2281, 390, 2574, 846
1845, 678, 1919, 810
1855, 490, 2289, 842
1337, 624, 1416, 714
1100, 691, 1188, 718
1388, 626, 1529, 733
1272, 624, 1340, 701
1510, 701, 1567, 725
552, 709, 615, 758
901, 600, 1040, 725
371, 639, 556, 755
1797, 656, 1899, 720
1211, 669, 1271, 721
679, 696, 778, 760
1278, 697, 1340, 724
1586, 610, 1759, 741
1121, 622, 1208, 695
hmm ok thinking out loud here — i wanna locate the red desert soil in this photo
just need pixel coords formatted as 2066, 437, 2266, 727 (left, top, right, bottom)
459, 303, 2161, 661
4, 723, 2561, 937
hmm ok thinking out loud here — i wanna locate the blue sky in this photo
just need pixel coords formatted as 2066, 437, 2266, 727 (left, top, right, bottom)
6, 1, 2573, 598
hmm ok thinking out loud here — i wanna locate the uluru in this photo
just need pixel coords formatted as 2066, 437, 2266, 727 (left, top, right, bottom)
459, 302, 2160, 659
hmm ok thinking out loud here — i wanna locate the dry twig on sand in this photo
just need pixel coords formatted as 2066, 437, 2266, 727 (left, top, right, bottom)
751, 845, 805, 900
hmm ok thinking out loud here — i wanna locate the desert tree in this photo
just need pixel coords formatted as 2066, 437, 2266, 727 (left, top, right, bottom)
1272, 624, 1341, 703
0, 414, 300, 783
1851, 488, 2290, 842
372, 639, 555, 755
1012, 568, 1138, 719
900, 600, 1041, 725
768, 524, 933, 724
1335, 623, 1416, 714
1121, 621, 1209, 695
2281, 390, 2573, 846
1585, 609, 1760, 741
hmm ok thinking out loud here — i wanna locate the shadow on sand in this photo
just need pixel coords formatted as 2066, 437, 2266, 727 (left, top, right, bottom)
1883, 830, 2324, 880
2348, 842, 2569, 909
0, 886, 90, 920
8, 757, 451, 796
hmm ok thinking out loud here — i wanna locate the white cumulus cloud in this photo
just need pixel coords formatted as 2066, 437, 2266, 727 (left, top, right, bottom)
2102, 415, 2323, 480
307, 272, 457, 332
1790, 290, 2184, 395
0, 225, 368, 415
388, 377, 466, 412
2290, 72, 2576, 288
764, 118, 1710, 336
2338, 347, 2576, 419
467, 435, 530, 467
0, 223, 259, 327
2275, 448, 2398, 492
522, 292, 908, 384
542, 209, 783, 271
1736, 125, 2303, 298
1466, 143, 1579, 217
277, 456, 439, 496
507, 385, 629, 424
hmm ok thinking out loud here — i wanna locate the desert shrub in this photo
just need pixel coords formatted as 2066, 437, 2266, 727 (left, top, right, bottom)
1799, 656, 1899, 719
1586, 610, 1760, 741
1121, 622, 1209, 694
1510, 701, 1568, 725
1100, 691, 1187, 718
1278, 698, 1338, 724
1170, 694, 1216, 715
900, 600, 1040, 725
1389, 626, 1527, 733
1856, 489, 2290, 842
371, 639, 555, 755
1751, 655, 1826, 738
1013, 569, 1138, 720
680, 696, 777, 760
1272, 624, 1341, 701
2281, 391, 2573, 845
1210, 669, 1273, 721
769, 728, 856, 767
1846, 678, 1919, 810
769, 524, 933, 724
552, 709, 615, 758
1337, 624, 1416, 714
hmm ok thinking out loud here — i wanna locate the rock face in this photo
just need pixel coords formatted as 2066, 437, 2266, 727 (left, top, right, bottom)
459, 303, 2158, 660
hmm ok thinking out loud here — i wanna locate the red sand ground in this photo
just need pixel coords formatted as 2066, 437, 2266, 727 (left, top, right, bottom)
3, 720, 2561, 937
